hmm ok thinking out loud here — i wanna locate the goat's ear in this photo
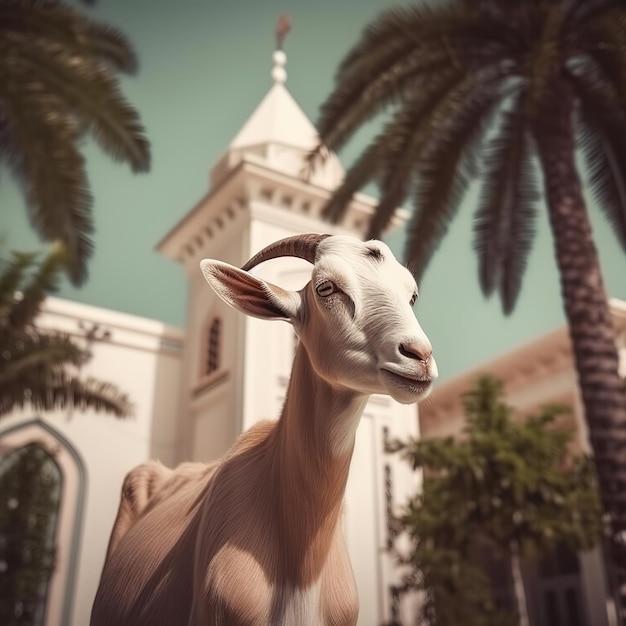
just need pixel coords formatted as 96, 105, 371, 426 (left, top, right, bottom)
200, 260, 300, 322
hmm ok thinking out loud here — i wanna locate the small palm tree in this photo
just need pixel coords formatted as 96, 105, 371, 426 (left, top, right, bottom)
0, 0, 150, 285
311, 0, 626, 610
0, 243, 132, 418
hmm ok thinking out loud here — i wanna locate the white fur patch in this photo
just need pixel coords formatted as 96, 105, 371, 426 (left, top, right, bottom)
330, 409, 363, 457
274, 581, 321, 625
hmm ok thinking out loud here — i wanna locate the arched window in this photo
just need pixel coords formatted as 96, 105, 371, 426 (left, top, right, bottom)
0, 420, 86, 626
205, 317, 221, 376
0, 443, 61, 626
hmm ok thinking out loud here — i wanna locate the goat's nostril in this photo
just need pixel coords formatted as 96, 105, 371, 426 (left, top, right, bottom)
399, 342, 432, 362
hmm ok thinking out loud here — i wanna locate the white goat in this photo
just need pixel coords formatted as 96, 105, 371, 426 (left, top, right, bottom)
90, 233, 437, 626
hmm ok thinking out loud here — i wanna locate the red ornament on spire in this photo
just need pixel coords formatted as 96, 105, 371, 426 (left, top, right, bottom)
276, 14, 291, 51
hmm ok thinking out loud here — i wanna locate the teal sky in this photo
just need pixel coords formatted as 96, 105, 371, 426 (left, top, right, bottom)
3, 0, 626, 383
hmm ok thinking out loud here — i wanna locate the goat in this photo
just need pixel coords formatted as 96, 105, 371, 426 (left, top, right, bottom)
90, 233, 438, 626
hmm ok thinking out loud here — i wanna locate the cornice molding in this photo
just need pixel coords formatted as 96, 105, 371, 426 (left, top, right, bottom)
157, 155, 408, 266
420, 327, 574, 430
420, 305, 626, 433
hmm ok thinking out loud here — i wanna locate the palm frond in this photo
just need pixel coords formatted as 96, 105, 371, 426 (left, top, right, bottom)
0, 251, 36, 318
567, 0, 626, 25
3, 35, 150, 172
310, 47, 453, 169
577, 8, 626, 103
321, 142, 383, 224
579, 122, 626, 251
367, 70, 470, 238
0, 244, 132, 421
0, 369, 133, 419
321, 69, 472, 228
0, 1, 149, 284
473, 93, 539, 314
405, 72, 505, 280
0, 332, 86, 385
5, 242, 67, 330
339, 4, 463, 76
339, 2, 513, 81
0, 88, 93, 285
570, 66, 626, 252
0, 1, 138, 74
311, 2, 515, 168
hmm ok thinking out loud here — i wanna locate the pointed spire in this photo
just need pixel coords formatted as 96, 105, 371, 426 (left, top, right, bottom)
219, 15, 344, 189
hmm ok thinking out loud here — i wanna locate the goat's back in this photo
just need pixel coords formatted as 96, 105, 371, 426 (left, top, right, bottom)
91, 461, 218, 626
91, 422, 276, 626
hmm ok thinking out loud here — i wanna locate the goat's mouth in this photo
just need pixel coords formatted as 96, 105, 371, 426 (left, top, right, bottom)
379, 368, 433, 395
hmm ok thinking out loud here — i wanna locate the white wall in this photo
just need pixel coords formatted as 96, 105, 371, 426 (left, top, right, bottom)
0, 297, 183, 626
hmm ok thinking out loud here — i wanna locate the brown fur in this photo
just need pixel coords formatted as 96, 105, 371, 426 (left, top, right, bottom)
91, 350, 361, 626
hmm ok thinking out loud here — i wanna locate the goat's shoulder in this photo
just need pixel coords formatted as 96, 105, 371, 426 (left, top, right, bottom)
142, 460, 217, 514
118, 460, 172, 516
115, 459, 215, 529
104, 460, 174, 560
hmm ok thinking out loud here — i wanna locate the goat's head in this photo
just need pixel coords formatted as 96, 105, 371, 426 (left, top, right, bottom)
200, 234, 437, 404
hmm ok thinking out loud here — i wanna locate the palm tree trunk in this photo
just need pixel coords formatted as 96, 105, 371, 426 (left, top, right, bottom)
533, 78, 626, 621
511, 541, 530, 626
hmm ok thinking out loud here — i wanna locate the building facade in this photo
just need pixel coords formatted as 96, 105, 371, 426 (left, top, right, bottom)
419, 300, 626, 626
0, 298, 184, 626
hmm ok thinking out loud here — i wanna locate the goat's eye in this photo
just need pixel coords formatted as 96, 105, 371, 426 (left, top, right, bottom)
316, 280, 337, 297
410, 292, 418, 307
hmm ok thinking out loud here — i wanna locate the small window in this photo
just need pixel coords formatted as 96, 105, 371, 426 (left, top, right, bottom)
205, 318, 221, 376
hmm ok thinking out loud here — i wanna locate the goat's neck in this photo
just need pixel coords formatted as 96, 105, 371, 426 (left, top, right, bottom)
270, 344, 368, 585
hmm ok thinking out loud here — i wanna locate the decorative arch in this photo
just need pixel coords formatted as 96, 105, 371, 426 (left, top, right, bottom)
0, 419, 86, 626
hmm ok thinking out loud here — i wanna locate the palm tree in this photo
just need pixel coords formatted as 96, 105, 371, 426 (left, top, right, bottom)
0, 0, 150, 286
311, 0, 626, 612
0, 242, 133, 418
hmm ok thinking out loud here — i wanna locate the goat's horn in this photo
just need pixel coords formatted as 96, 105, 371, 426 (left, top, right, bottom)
241, 233, 331, 271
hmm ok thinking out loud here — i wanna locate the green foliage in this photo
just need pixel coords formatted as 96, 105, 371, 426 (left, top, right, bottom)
0, 0, 150, 285
0, 444, 60, 625
402, 545, 518, 626
0, 244, 133, 418
388, 375, 603, 626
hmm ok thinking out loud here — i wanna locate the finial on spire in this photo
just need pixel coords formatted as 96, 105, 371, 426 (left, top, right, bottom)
272, 15, 290, 85
276, 14, 291, 51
